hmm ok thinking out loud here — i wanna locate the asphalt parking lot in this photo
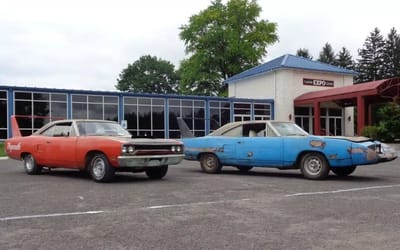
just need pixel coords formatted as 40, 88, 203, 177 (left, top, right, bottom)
1, 157, 400, 250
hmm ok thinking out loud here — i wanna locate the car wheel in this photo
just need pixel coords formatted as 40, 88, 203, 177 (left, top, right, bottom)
23, 154, 42, 175
331, 166, 357, 177
200, 154, 221, 173
237, 166, 253, 172
145, 165, 168, 179
300, 152, 329, 180
89, 153, 115, 183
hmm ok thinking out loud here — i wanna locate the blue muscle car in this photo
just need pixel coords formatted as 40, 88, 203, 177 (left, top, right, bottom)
178, 119, 397, 180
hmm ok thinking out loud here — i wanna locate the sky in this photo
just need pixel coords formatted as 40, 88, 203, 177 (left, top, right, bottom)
0, 0, 398, 91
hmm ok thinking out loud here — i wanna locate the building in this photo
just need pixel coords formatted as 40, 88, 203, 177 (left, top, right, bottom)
225, 54, 358, 136
2, 54, 399, 140
0, 86, 273, 140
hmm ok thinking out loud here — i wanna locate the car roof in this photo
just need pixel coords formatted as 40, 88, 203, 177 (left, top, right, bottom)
210, 120, 291, 136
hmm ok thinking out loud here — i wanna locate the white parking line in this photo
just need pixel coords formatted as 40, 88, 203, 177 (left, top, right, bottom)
286, 184, 400, 197
0, 210, 105, 222
146, 198, 251, 209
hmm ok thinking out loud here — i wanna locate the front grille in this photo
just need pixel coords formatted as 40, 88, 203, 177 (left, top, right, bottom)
134, 144, 175, 150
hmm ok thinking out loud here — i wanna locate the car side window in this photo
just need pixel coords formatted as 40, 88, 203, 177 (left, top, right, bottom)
266, 124, 277, 137
41, 122, 73, 137
222, 125, 243, 137
243, 123, 267, 137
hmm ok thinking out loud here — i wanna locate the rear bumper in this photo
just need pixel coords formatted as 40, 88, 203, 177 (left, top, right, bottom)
118, 154, 184, 167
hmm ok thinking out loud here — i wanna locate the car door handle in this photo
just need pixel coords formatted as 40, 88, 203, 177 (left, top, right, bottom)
237, 141, 244, 144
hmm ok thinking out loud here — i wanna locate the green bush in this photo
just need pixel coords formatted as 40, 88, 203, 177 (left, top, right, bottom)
0, 142, 6, 157
362, 126, 380, 139
377, 102, 400, 142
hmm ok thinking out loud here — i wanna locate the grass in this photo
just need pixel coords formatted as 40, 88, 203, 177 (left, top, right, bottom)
0, 142, 6, 157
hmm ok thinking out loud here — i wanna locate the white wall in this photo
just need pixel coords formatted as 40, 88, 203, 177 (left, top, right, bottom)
228, 68, 355, 135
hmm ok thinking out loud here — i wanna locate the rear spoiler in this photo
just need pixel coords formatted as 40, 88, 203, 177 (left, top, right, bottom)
176, 117, 195, 138
10, 115, 22, 137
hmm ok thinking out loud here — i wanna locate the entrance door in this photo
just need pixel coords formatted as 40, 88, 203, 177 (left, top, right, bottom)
329, 117, 342, 136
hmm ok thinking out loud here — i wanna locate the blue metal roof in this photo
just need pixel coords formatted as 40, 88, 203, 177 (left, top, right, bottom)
224, 54, 358, 84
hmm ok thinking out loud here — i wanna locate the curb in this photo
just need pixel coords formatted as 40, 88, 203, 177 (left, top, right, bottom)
0, 157, 9, 160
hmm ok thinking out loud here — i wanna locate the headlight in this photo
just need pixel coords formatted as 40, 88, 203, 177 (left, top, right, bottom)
122, 145, 135, 154
171, 145, 182, 152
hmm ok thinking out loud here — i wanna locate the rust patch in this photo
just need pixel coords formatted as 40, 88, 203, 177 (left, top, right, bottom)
328, 154, 338, 159
349, 148, 365, 154
366, 149, 377, 161
348, 147, 377, 161
310, 140, 325, 148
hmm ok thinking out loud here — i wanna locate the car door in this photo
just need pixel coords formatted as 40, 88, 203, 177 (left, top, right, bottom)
234, 123, 284, 166
235, 137, 284, 166
40, 122, 78, 167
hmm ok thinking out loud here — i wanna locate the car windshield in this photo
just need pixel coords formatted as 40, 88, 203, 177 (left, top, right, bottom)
77, 121, 131, 137
270, 122, 308, 136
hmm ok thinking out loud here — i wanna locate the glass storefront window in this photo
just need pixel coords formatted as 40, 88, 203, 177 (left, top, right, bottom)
0, 91, 7, 139
72, 94, 118, 121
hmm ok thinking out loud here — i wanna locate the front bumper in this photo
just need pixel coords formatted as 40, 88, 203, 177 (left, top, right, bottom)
118, 154, 184, 167
378, 143, 398, 162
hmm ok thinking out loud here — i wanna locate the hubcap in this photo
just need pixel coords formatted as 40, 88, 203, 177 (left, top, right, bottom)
25, 155, 34, 171
305, 157, 322, 175
92, 158, 105, 179
205, 156, 216, 168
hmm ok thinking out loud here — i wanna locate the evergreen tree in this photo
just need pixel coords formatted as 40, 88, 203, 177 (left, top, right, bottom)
335, 47, 354, 70
383, 27, 400, 78
356, 27, 385, 83
318, 43, 335, 64
296, 48, 313, 59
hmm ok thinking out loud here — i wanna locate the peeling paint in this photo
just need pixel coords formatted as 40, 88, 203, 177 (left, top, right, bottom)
350, 148, 365, 154
186, 147, 223, 153
348, 147, 377, 161
328, 154, 338, 159
310, 140, 325, 148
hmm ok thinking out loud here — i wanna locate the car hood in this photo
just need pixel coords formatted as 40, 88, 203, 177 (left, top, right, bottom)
321, 136, 372, 143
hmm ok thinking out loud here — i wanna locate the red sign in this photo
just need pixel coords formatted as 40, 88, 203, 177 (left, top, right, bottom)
303, 78, 334, 87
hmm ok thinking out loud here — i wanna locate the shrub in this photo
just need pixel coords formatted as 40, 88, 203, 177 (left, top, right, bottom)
377, 102, 400, 142
362, 126, 380, 139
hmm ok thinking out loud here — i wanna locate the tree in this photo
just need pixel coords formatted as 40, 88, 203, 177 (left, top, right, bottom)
179, 0, 278, 96
318, 43, 335, 64
376, 102, 400, 142
335, 47, 354, 70
116, 55, 179, 94
178, 56, 222, 96
383, 27, 400, 78
356, 27, 385, 83
296, 48, 313, 59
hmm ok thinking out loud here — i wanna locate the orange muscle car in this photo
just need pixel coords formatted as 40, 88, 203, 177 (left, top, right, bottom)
5, 116, 184, 182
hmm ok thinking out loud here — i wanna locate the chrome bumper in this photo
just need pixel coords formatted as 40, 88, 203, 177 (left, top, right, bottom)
378, 143, 398, 162
118, 154, 184, 167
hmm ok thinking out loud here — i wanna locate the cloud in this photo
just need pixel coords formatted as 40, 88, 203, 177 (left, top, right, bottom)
0, 0, 398, 91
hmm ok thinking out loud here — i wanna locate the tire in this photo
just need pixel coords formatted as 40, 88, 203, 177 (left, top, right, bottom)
89, 153, 115, 183
145, 165, 168, 179
200, 154, 221, 173
299, 152, 329, 180
331, 166, 357, 177
23, 154, 42, 175
237, 166, 253, 172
